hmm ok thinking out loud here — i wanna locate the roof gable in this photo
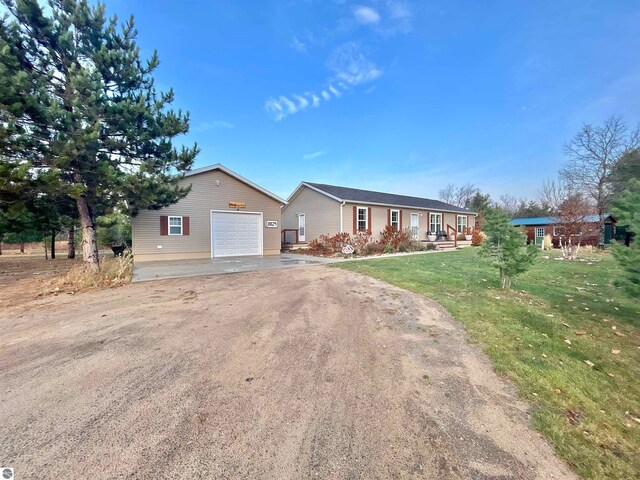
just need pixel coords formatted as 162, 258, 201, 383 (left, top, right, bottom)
184, 164, 287, 204
303, 182, 475, 214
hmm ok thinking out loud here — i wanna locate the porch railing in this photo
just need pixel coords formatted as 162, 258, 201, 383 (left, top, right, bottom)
281, 228, 299, 245
446, 224, 458, 248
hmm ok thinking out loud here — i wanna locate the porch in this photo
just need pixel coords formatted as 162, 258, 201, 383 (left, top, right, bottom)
281, 228, 309, 250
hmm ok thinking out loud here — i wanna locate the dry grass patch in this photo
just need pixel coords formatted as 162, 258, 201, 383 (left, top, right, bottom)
45, 255, 133, 293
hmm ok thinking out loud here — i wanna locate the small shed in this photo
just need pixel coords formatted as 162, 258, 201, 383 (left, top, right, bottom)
511, 215, 617, 246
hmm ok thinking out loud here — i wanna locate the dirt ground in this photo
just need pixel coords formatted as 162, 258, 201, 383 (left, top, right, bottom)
0, 264, 577, 479
0, 256, 78, 309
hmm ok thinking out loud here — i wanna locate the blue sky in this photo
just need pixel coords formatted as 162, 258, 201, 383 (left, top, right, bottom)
110, 0, 640, 201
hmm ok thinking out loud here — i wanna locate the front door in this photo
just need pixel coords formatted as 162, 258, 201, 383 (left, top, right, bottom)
298, 213, 306, 242
411, 213, 419, 240
535, 227, 545, 245
604, 223, 613, 244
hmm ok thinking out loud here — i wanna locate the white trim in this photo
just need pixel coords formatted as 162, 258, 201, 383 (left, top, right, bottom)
456, 214, 468, 234
340, 201, 345, 233
410, 212, 420, 240
286, 182, 343, 203
357, 201, 475, 216
210, 210, 264, 258
429, 212, 443, 233
185, 164, 287, 205
168, 215, 183, 236
356, 206, 368, 232
298, 213, 306, 242
390, 209, 400, 229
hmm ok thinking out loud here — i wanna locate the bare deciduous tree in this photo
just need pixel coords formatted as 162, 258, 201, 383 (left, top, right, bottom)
497, 194, 519, 216
538, 178, 571, 214
438, 183, 479, 207
561, 115, 640, 246
438, 184, 457, 205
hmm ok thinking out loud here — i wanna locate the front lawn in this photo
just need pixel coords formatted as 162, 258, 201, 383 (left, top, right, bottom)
336, 248, 640, 480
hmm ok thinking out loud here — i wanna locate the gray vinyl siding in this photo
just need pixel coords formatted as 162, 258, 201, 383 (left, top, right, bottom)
132, 170, 282, 261
282, 187, 340, 242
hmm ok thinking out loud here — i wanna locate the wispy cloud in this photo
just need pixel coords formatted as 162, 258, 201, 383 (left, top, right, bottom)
290, 36, 307, 53
265, 42, 382, 122
302, 150, 327, 160
289, 31, 323, 54
327, 41, 382, 86
381, 0, 413, 35
354, 6, 380, 24
293, 94, 309, 109
196, 120, 235, 131
265, 91, 324, 121
387, 0, 411, 20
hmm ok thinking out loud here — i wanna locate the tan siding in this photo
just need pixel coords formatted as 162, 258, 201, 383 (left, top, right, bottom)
282, 187, 478, 243
132, 170, 282, 261
343, 203, 476, 241
282, 187, 340, 241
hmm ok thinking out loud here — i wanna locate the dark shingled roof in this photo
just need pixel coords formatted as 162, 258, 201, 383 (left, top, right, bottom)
305, 182, 475, 214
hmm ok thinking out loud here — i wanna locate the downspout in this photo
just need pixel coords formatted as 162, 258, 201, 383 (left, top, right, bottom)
340, 201, 345, 233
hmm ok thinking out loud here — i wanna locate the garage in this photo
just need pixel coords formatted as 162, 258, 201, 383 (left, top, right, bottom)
211, 211, 263, 257
132, 164, 286, 262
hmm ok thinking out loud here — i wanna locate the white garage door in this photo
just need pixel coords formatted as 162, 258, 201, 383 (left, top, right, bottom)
211, 211, 262, 257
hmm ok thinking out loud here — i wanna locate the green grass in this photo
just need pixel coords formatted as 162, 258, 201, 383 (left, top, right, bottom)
335, 248, 640, 479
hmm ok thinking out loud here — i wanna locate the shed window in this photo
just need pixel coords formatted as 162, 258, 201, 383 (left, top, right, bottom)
169, 216, 183, 235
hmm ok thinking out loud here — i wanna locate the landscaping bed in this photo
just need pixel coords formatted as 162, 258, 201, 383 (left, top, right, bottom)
291, 227, 438, 258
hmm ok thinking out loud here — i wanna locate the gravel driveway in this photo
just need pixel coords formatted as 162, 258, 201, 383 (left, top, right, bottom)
0, 267, 576, 479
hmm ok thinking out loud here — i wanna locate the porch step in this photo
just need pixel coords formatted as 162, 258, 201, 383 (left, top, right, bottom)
281, 243, 309, 251
421, 240, 473, 250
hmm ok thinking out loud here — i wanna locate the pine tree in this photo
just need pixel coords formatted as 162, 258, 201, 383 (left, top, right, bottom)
479, 209, 539, 289
0, 0, 198, 265
611, 180, 640, 297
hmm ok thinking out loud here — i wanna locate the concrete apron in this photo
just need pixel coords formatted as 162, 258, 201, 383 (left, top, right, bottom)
132, 254, 342, 282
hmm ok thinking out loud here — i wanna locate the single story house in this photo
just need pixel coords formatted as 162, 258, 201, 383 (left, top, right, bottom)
282, 182, 477, 245
511, 214, 617, 246
132, 164, 286, 262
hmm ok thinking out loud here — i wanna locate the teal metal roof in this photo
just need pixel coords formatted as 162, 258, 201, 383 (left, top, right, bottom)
511, 214, 607, 226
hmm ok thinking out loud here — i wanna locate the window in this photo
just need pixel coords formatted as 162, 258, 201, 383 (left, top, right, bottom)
169, 216, 183, 235
457, 215, 467, 234
357, 207, 368, 232
429, 213, 442, 233
536, 227, 545, 238
390, 209, 400, 230
553, 226, 559, 236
